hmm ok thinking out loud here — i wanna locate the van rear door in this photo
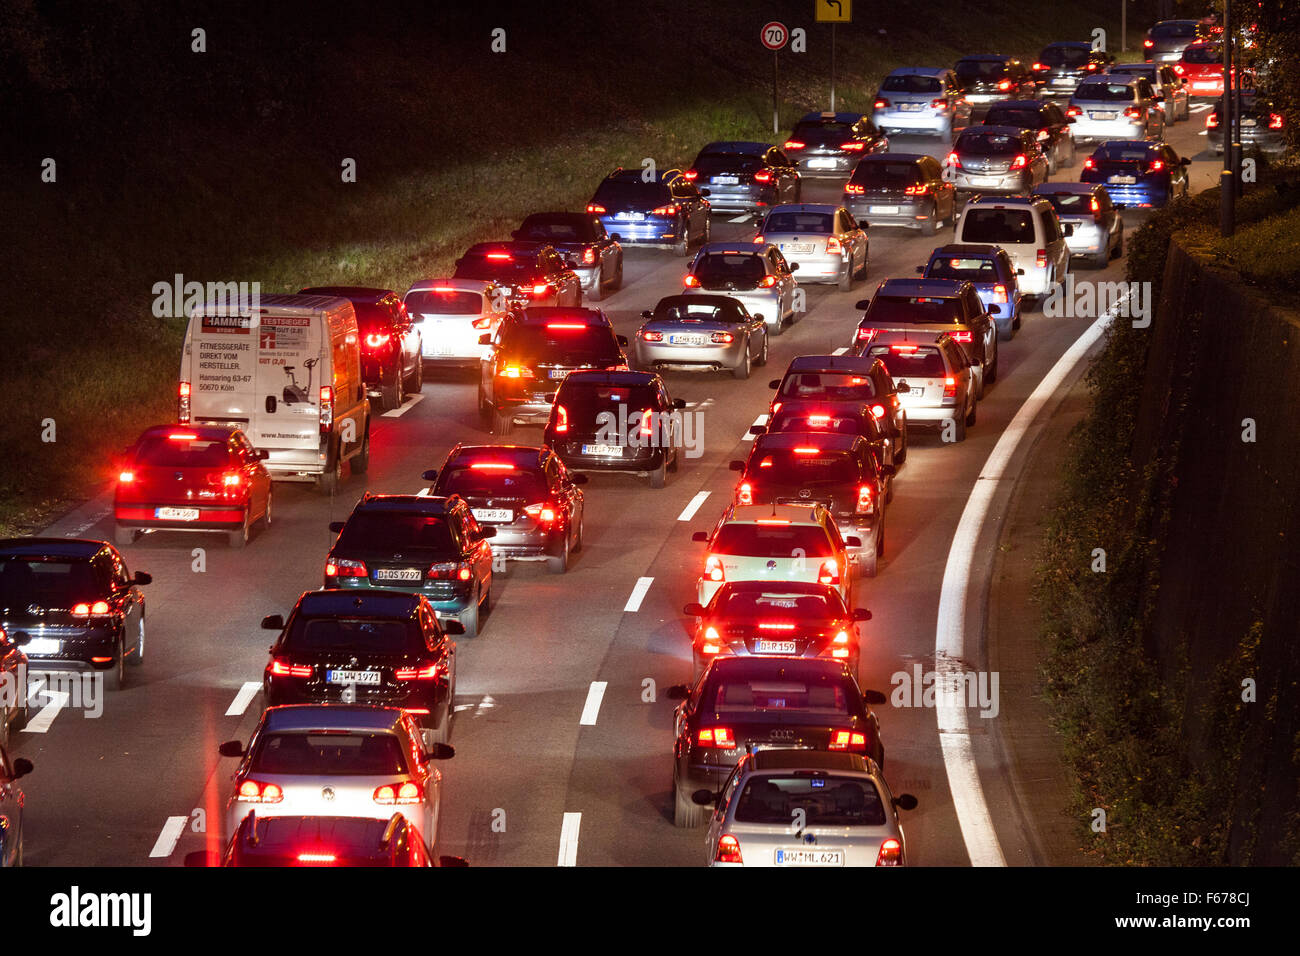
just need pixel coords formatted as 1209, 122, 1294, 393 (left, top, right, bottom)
184, 311, 258, 428
254, 307, 326, 472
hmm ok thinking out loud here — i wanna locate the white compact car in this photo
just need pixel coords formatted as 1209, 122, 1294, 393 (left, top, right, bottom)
404, 278, 510, 368
955, 195, 1071, 297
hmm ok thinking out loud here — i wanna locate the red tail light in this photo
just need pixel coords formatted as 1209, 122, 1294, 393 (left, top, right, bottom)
705, 553, 726, 581
586, 203, 605, 213
1148, 159, 1165, 173
1085, 62, 1098, 71
499, 365, 535, 379
1065, 105, 1082, 117
856, 484, 874, 515
222, 473, 242, 488
757, 275, 777, 288
1123, 106, 1142, 120
996, 79, 1012, 91
523, 502, 558, 525
325, 558, 367, 578
1206, 113, 1219, 129
831, 630, 852, 658
845, 183, 865, 195
683, 169, 698, 180
364, 333, 391, 349
640, 329, 663, 341
876, 837, 904, 866
840, 142, 865, 151
1090, 197, 1101, 214
943, 377, 957, 399
946, 151, 961, 169
296, 853, 336, 865
1173, 63, 1185, 76
991, 284, 1008, 304
1036, 249, 1047, 268
1009, 154, 1028, 170
237, 780, 284, 804
818, 558, 840, 586
471, 315, 494, 329
903, 184, 926, 195
753, 170, 773, 183
269, 658, 314, 678
948, 329, 973, 343
710, 331, 734, 344
651, 204, 680, 217
715, 834, 743, 864
71, 601, 111, 617
530, 283, 553, 297
1031, 62, 1045, 71
581, 247, 597, 265
118, 471, 134, 483
736, 481, 753, 506
856, 326, 877, 342
698, 727, 735, 748
868, 403, 886, 419
931, 97, 948, 108
1082, 157, 1096, 170
394, 662, 441, 680
428, 562, 473, 581
373, 781, 423, 805
553, 404, 568, 434
178, 380, 192, 423
319, 385, 334, 434
874, 98, 889, 109
469, 462, 515, 470
1269, 113, 1284, 130
683, 274, 700, 288
825, 236, 843, 254
828, 729, 868, 751
486, 252, 513, 260
783, 141, 805, 150
639, 408, 653, 439
700, 626, 722, 655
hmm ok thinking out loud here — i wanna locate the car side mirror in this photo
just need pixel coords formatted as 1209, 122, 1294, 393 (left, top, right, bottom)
1016, 267, 1025, 275
863, 689, 888, 705
478, 333, 492, 346
665, 684, 690, 700
1180, 157, 1191, 166
424, 744, 455, 761
256, 449, 271, 460
748, 424, 767, 436
691, 789, 718, 807
132, 571, 152, 585
845, 535, 863, 548
768, 379, 781, 389
894, 794, 919, 811
640, 310, 654, 319
261, 614, 284, 630
691, 531, 709, 543
617, 335, 629, 347
544, 392, 557, 404
11, 757, 32, 779
564, 257, 579, 269
684, 602, 706, 617
672, 398, 687, 410
728, 460, 745, 472
895, 381, 910, 394
915, 265, 926, 274
421, 469, 438, 482
880, 464, 896, 477
571, 474, 589, 485
509, 230, 522, 240
184, 850, 221, 868
699, 188, 711, 197
479, 526, 497, 539
442, 620, 466, 636
854, 299, 872, 310
439, 855, 470, 867
788, 263, 799, 273
218, 741, 245, 758
329, 521, 346, 533
1062, 223, 1074, 237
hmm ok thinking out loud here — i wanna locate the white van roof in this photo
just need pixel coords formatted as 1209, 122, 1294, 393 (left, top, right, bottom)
188, 292, 354, 316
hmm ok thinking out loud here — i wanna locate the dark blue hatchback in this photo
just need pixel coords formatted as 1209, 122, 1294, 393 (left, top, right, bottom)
586, 168, 711, 256
1080, 140, 1190, 207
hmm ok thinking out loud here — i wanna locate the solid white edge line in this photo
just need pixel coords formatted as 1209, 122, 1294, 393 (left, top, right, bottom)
579, 681, 608, 726
557, 812, 582, 866
225, 681, 262, 717
934, 296, 1123, 867
624, 577, 653, 612
382, 393, 426, 418
742, 413, 769, 441
149, 815, 189, 858
677, 491, 711, 522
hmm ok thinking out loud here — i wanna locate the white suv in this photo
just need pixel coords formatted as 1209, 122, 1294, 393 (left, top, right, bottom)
954, 195, 1071, 297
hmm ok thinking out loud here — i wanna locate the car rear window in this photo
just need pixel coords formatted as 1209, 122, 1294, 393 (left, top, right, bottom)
694, 154, 764, 176
716, 588, 842, 619
711, 523, 834, 559
1039, 46, 1090, 67
0, 557, 100, 608
502, 324, 621, 367
983, 108, 1043, 128
762, 212, 833, 234
865, 295, 964, 325
696, 253, 766, 284
868, 345, 948, 378
778, 371, 877, 400
652, 300, 748, 323
337, 513, 456, 553
1074, 82, 1136, 101
555, 383, 658, 427
1036, 191, 1095, 214
1092, 143, 1158, 162
881, 74, 942, 93
791, 120, 855, 143
849, 161, 922, 187
734, 776, 887, 826
592, 180, 670, 207
405, 289, 482, 316
750, 447, 861, 485
956, 60, 1008, 81
439, 465, 545, 501
1181, 45, 1220, 65
251, 733, 407, 776
135, 436, 230, 468
1152, 21, 1197, 38
926, 256, 999, 280
955, 130, 1022, 155
1108, 66, 1155, 82
518, 217, 591, 242
454, 253, 539, 282
349, 303, 393, 333
960, 208, 1036, 243
285, 618, 421, 655
704, 676, 851, 714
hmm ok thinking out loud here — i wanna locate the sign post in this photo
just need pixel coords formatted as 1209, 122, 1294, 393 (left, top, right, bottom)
761, 21, 789, 134
815, 1, 852, 111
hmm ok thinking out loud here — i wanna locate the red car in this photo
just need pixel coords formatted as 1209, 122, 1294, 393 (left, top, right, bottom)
683, 580, 872, 681
1175, 42, 1245, 98
114, 425, 273, 548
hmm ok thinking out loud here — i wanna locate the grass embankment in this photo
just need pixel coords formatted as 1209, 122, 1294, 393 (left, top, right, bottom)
1035, 161, 1300, 864
0, 1, 1121, 533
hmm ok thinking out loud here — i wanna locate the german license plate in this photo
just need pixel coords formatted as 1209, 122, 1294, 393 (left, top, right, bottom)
24, 637, 60, 656
782, 243, 815, 254
156, 507, 200, 521
756, 640, 798, 654
1109, 175, 1137, 185
899, 102, 924, 111
868, 206, 898, 215
1053, 77, 1072, 85
616, 211, 645, 221
669, 334, 707, 345
472, 509, 512, 522
807, 158, 836, 169
548, 368, 570, 380
581, 444, 622, 457
970, 176, 1001, 187
1091, 111, 1117, 120
374, 568, 422, 582
327, 669, 381, 685
712, 175, 739, 185
775, 848, 844, 866
1241, 118, 1256, 127
431, 343, 453, 355
902, 387, 924, 399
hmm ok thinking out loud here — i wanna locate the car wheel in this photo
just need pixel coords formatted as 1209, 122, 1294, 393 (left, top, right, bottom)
429, 706, 453, 746
986, 345, 998, 384
128, 615, 145, 666
837, 261, 853, 292
573, 515, 585, 553
965, 398, 977, 427
547, 529, 570, 574
316, 444, 343, 495
794, 181, 802, 203
855, 249, 869, 279
478, 384, 492, 425
350, 428, 370, 476
113, 525, 136, 547
588, 272, 603, 302
768, 318, 783, 337
925, 203, 941, 235
731, 342, 751, 380
895, 427, 908, 465
953, 410, 968, 443
611, 258, 624, 291
104, 641, 125, 692
674, 224, 691, 257
702, 218, 711, 243
228, 508, 250, 548
1113, 232, 1124, 258
461, 590, 481, 639
380, 371, 402, 412
1091, 248, 1109, 269
492, 408, 513, 436
673, 774, 711, 828
998, 320, 1014, 342
405, 356, 424, 393
649, 454, 668, 489
755, 331, 769, 367
873, 740, 885, 771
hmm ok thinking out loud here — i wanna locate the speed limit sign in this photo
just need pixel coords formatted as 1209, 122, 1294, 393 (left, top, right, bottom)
761, 21, 789, 51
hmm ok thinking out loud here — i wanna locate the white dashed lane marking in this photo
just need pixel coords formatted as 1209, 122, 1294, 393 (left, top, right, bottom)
624, 577, 653, 612
677, 491, 711, 521
579, 682, 608, 726
149, 816, 188, 858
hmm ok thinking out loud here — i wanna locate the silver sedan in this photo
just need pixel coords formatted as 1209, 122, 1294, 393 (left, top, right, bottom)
633, 294, 768, 380
755, 204, 869, 292
683, 242, 800, 335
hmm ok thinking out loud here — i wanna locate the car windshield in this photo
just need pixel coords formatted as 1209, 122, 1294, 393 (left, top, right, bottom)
711, 523, 834, 559
695, 253, 766, 284
285, 618, 420, 655
1040, 46, 1090, 67
716, 588, 843, 619
1036, 191, 1094, 214
865, 295, 965, 324
960, 208, 1036, 243
956, 131, 1021, 155
337, 513, 456, 553
749, 448, 861, 485
440, 465, 545, 500
0, 557, 100, 609
956, 60, 1008, 81
734, 775, 887, 826
1153, 21, 1197, 38
501, 324, 620, 367
983, 108, 1043, 128
251, 732, 407, 776
135, 436, 230, 468
454, 252, 539, 281
704, 674, 853, 714
517, 217, 592, 242
1093, 144, 1157, 162
791, 121, 855, 144
405, 289, 482, 316
868, 345, 948, 378
849, 161, 922, 187
652, 300, 748, 323
556, 384, 658, 428
762, 212, 834, 234
881, 74, 943, 93
927, 256, 1000, 280
1074, 82, 1136, 101
778, 371, 877, 400
1181, 45, 1221, 64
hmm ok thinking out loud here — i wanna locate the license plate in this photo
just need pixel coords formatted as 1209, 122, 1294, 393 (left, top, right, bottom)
374, 568, 422, 582
616, 211, 645, 221
24, 637, 60, 655
668, 334, 707, 345
774, 848, 844, 866
1242, 118, 1256, 127
431, 343, 453, 356
1109, 175, 1137, 185
327, 669, 382, 685
472, 509, 512, 522
902, 388, 924, 398
970, 177, 1001, 187
1053, 78, 1072, 85
1091, 111, 1117, 120
781, 243, 815, 254
548, 368, 570, 380
712, 176, 739, 185
899, 102, 924, 111
756, 640, 798, 654
156, 507, 200, 521
868, 205, 899, 215
581, 444, 623, 457
807, 158, 836, 169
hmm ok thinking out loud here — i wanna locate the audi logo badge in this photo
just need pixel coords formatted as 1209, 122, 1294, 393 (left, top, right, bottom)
769, 729, 795, 740
321, 787, 335, 801
798, 488, 811, 498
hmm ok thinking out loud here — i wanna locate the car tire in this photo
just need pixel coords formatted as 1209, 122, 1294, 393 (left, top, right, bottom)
966, 398, 977, 427
405, 356, 424, 393
986, 346, 998, 384
649, 454, 668, 489
855, 250, 869, 279
998, 321, 1014, 342
547, 530, 570, 574
478, 384, 492, 425
492, 408, 513, 437
128, 615, 145, 666
926, 204, 941, 235
673, 776, 711, 828
350, 428, 370, 476
873, 741, 886, 771
731, 342, 751, 380
104, 642, 125, 692
1113, 232, 1124, 259
952, 411, 967, 443
837, 262, 853, 292
462, 590, 481, 639
755, 331, 769, 367
895, 427, 908, 465
794, 181, 802, 203
768, 318, 783, 337
674, 224, 691, 257
380, 372, 402, 412
611, 258, 624, 291
588, 273, 603, 302
1091, 248, 1109, 269
260, 490, 273, 529
316, 444, 343, 495
228, 507, 250, 549
113, 525, 136, 547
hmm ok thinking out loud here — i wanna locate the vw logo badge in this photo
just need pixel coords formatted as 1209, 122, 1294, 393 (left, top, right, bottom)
799, 488, 811, 498
321, 787, 335, 801
766, 559, 777, 570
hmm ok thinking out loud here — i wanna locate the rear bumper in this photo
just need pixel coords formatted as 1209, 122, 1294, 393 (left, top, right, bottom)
554, 445, 670, 474
598, 217, 682, 245
952, 169, 1025, 194
324, 576, 476, 618
785, 251, 849, 284
1095, 182, 1169, 207
701, 186, 773, 213
872, 108, 948, 133
845, 197, 931, 228
1070, 118, 1146, 141
635, 340, 746, 369
1062, 219, 1109, 254
115, 503, 246, 531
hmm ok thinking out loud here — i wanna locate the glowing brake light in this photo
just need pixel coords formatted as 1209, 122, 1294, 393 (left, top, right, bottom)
523, 503, 558, 524
373, 781, 423, 805
701, 626, 722, 655
1123, 106, 1142, 119
903, 184, 926, 195
1085, 62, 1098, 71
996, 79, 1012, 91
296, 853, 336, 864
651, 204, 680, 217
829, 729, 867, 750
1082, 157, 1096, 170
319, 386, 334, 434
683, 169, 699, 180
991, 284, 1008, 304
1173, 63, 1185, 76
586, 203, 605, 214
945, 151, 961, 168
531, 283, 553, 297
470, 462, 515, 470
428, 561, 473, 581
71, 601, 111, 617
931, 97, 948, 108
1206, 113, 1219, 129
705, 554, 725, 581
758, 623, 796, 631
639, 408, 654, 439
168, 431, 198, 441
753, 170, 773, 183
546, 322, 586, 330
1036, 249, 1048, 268
553, 404, 569, 433
237, 780, 283, 803
500, 365, 534, 379
222, 473, 242, 487
582, 247, 597, 265
943, 377, 957, 399
486, 252, 513, 260
715, 834, 743, 864
365, 333, 391, 348
1009, 154, 1028, 170
874, 98, 889, 110
269, 659, 314, 678
845, 183, 865, 195
840, 141, 865, 151
118, 471, 134, 483
757, 275, 777, 288
1031, 62, 1045, 71
736, 481, 753, 506
856, 484, 874, 515
394, 662, 441, 680
856, 326, 877, 342
1090, 197, 1101, 214
869, 403, 886, 419
1143, 38, 1154, 49
1269, 114, 1284, 130
755, 518, 791, 525
948, 330, 973, 343
807, 414, 831, 426
793, 447, 820, 455
325, 558, 367, 578
783, 141, 805, 150
825, 236, 843, 254
640, 329, 663, 341
1065, 105, 1082, 117
818, 559, 840, 586
683, 274, 701, 288
1148, 159, 1164, 173
710, 331, 734, 344
178, 380, 192, 423
877, 837, 904, 866
698, 727, 735, 748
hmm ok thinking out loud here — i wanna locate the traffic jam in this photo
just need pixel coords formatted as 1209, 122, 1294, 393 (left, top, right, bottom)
1, 8, 1282, 872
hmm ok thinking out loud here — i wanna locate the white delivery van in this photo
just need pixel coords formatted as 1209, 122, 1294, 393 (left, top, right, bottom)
179, 293, 370, 493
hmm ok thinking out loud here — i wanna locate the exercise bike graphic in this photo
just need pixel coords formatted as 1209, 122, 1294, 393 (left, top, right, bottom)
282, 358, 318, 405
